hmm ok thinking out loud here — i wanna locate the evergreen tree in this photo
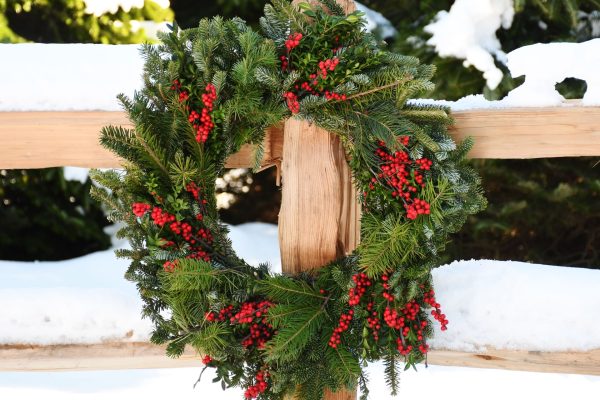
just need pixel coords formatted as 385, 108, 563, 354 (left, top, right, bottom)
0, 0, 174, 261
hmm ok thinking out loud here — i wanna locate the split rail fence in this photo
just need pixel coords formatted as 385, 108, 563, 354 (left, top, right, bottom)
1, 104, 599, 381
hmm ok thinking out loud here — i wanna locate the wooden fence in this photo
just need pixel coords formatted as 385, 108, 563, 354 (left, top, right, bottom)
1, 104, 600, 380
2, 104, 600, 170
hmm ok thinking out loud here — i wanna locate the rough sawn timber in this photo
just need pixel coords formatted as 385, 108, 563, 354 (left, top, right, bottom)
2, 343, 599, 376
1, 103, 600, 170
278, 1, 359, 399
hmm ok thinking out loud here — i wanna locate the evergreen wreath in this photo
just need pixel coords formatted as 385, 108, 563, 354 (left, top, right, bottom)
91, 1, 486, 399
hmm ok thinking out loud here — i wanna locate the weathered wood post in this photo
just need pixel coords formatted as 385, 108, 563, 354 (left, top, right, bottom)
278, 2, 359, 399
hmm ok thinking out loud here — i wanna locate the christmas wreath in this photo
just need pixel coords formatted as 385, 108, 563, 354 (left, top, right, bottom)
91, 1, 486, 399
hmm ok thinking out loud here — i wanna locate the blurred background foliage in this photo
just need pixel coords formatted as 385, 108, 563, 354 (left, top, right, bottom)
0, 0, 598, 267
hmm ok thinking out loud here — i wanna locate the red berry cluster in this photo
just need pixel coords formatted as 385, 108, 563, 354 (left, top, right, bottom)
231, 300, 274, 349
186, 247, 210, 262
280, 55, 288, 71
368, 140, 432, 220
244, 371, 269, 399
328, 309, 353, 348
366, 301, 381, 341
171, 80, 217, 143
424, 289, 448, 330
185, 182, 200, 200
381, 274, 394, 302
132, 202, 151, 217
151, 207, 176, 226
191, 84, 217, 143
405, 198, 430, 220
206, 301, 274, 349
285, 32, 303, 51
205, 304, 234, 322
202, 355, 213, 365
283, 91, 300, 114
324, 91, 347, 101
317, 57, 339, 79
163, 260, 178, 272
281, 51, 347, 113
348, 272, 371, 306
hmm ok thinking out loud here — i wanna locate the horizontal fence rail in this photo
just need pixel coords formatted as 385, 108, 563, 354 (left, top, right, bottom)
1, 104, 600, 170
1, 342, 599, 375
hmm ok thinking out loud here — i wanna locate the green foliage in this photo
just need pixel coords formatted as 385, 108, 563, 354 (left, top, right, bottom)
0, 168, 111, 260
92, 2, 485, 399
0, 0, 173, 43
0, 0, 175, 261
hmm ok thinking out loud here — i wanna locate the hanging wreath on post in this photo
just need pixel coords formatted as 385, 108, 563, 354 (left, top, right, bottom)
91, 1, 486, 399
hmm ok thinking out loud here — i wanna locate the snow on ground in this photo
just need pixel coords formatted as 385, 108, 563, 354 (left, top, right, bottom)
425, 0, 514, 90
1, 223, 600, 397
2, 222, 600, 352
0, 364, 599, 400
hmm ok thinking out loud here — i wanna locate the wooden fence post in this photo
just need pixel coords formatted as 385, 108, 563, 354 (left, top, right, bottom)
279, 5, 359, 400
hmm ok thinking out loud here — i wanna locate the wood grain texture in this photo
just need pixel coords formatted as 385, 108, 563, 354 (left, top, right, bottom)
278, 118, 360, 400
278, 118, 360, 271
1, 105, 600, 169
450, 103, 600, 158
0, 112, 283, 169
2, 342, 599, 376
0, 342, 199, 372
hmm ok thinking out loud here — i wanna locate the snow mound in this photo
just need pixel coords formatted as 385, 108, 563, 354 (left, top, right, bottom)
425, 0, 514, 90
431, 259, 600, 352
1, 223, 599, 352
505, 39, 600, 106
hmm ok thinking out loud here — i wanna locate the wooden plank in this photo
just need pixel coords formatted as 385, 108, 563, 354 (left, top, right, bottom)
0, 342, 199, 372
1, 105, 599, 169
278, 120, 360, 400
0, 111, 283, 169
428, 348, 600, 376
451, 103, 600, 158
2, 343, 598, 376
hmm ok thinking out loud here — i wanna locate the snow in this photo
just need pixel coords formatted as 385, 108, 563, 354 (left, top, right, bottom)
2, 223, 600, 397
1, 364, 599, 400
505, 39, 600, 106
356, 2, 397, 39
2, 223, 599, 352
431, 259, 600, 352
84, 0, 169, 16
424, 0, 514, 90
0, 44, 143, 111
63, 167, 91, 183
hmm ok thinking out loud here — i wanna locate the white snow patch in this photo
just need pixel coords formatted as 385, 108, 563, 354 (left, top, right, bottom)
0, 223, 278, 345
425, 0, 514, 90
84, 0, 169, 16
0, 44, 143, 111
1, 223, 600, 352
504, 39, 600, 106
356, 2, 397, 38
63, 167, 90, 183
431, 259, 600, 352
0, 364, 599, 399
